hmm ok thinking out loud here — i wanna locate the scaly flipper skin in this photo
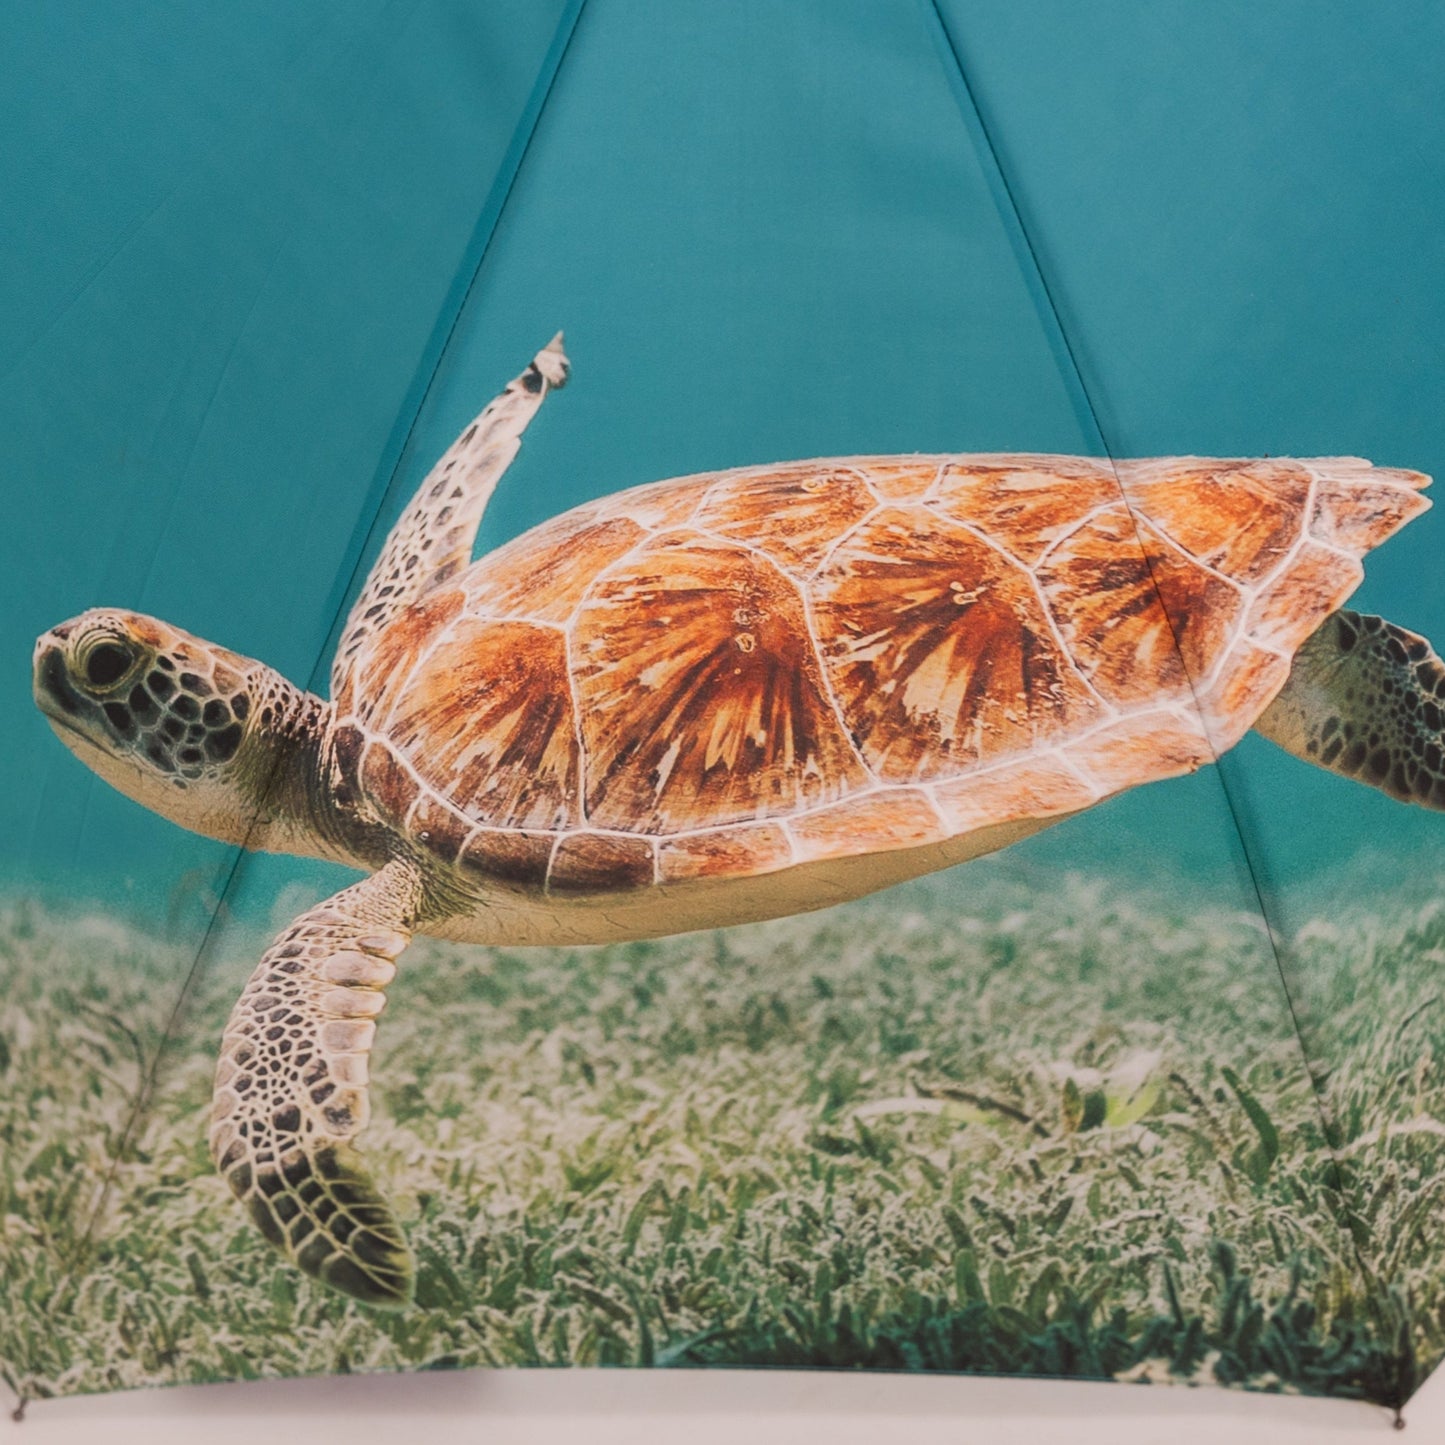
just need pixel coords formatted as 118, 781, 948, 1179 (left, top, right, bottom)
1257, 609, 1445, 808
331, 334, 569, 702
209, 858, 426, 1307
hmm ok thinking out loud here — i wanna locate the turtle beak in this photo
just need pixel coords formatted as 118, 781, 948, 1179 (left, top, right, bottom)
33, 628, 86, 726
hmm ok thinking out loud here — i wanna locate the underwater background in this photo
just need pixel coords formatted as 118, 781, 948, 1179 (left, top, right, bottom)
3, 0, 1444, 1407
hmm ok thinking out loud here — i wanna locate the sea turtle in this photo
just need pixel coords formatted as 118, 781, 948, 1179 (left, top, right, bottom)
33, 335, 1444, 1308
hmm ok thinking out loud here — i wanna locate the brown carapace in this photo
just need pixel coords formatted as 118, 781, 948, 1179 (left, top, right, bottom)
335, 449, 1429, 924
33, 334, 1439, 1307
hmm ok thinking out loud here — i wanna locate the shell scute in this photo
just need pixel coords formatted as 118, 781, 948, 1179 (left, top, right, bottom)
853, 458, 942, 504
605, 471, 716, 532
410, 792, 471, 865
813, 507, 1102, 782
1136, 525, 1243, 678
927, 455, 1119, 566
328, 723, 366, 794
1245, 542, 1362, 653
361, 742, 420, 823
657, 823, 794, 883
1071, 710, 1213, 793
1119, 458, 1311, 584
349, 588, 465, 723
465, 516, 645, 623
1309, 468, 1431, 552
933, 755, 1097, 832
459, 829, 554, 889
694, 464, 876, 575
385, 618, 579, 830
574, 532, 867, 832
1035, 505, 1240, 705
549, 833, 655, 893
1201, 644, 1290, 741
790, 789, 944, 862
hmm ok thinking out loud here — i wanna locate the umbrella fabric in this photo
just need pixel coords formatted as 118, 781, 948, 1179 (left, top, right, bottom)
2, 0, 1442, 1415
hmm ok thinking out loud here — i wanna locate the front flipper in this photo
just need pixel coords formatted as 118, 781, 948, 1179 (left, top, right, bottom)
1257, 609, 1445, 809
209, 859, 425, 1306
332, 333, 569, 700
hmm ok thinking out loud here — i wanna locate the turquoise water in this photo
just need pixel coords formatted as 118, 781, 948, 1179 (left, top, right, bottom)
4, 0, 1442, 943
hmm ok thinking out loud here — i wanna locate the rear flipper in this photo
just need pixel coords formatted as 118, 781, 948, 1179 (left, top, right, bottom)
1256, 609, 1445, 808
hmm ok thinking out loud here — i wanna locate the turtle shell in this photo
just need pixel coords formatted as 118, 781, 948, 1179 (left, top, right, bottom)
341, 453, 1429, 898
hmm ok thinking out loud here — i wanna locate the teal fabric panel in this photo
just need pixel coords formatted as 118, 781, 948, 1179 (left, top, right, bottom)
3, 0, 572, 923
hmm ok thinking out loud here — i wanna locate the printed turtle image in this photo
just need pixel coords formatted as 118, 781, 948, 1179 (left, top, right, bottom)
33, 335, 1444, 1308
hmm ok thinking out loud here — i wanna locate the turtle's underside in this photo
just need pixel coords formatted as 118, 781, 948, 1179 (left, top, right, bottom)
33, 336, 1442, 1305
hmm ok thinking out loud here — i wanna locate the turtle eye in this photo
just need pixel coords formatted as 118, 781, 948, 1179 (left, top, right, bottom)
81, 639, 137, 690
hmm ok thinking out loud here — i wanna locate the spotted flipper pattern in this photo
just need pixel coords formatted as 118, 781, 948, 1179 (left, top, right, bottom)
332, 333, 569, 702
209, 858, 424, 1306
1257, 609, 1445, 808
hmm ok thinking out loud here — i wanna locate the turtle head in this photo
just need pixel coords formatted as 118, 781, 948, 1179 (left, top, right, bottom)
33, 608, 284, 844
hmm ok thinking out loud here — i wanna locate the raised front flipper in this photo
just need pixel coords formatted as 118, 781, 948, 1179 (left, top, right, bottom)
1257, 609, 1445, 809
209, 859, 424, 1306
332, 333, 569, 701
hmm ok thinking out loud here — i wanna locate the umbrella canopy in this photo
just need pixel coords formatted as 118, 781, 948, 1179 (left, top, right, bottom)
3, 0, 1443, 1419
